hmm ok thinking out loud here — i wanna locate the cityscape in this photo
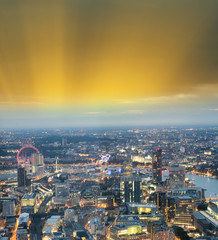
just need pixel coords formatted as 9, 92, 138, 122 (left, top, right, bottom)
0, 0, 218, 240
0, 127, 217, 239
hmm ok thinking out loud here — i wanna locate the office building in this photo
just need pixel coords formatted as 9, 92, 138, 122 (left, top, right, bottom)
54, 182, 70, 206
167, 187, 205, 200
174, 196, 194, 228
152, 149, 162, 184
149, 191, 166, 213
55, 182, 69, 198
120, 176, 142, 203
17, 167, 30, 187
193, 211, 218, 236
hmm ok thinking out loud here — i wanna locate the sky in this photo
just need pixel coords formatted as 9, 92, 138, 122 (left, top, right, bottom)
0, 0, 218, 128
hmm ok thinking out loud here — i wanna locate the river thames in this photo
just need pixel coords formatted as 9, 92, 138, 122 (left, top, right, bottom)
186, 173, 218, 198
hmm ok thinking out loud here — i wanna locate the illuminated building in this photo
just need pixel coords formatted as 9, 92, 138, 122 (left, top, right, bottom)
151, 226, 175, 240
168, 165, 185, 188
116, 216, 141, 225
152, 149, 162, 184
110, 223, 149, 240
43, 215, 61, 234
122, 158, 133, 176
120, 176, 142, 203
173, 196, 194, 228
127, 203, 158, 215
95, 196, 114, 208
21, 193, 37, 214
165, 196, 176, 222
80, 192, 95, 207
149, 191, 166, 213
125, 203, 163, 224
132, 155, 152, 164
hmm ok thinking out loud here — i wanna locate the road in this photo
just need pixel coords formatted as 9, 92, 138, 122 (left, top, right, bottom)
38, 196, 52, 214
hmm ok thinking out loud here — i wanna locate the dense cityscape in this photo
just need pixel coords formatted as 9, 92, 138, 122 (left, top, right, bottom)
0, 127, 217, 240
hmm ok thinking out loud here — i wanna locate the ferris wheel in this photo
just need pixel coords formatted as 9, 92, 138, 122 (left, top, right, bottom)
17, 145, 40, 167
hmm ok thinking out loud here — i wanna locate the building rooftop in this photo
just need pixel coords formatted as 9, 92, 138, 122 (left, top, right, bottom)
127, 202, 157, 208
22, 193, 36, 200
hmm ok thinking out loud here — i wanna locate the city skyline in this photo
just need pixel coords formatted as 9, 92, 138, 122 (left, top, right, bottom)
0, 0, 218, 128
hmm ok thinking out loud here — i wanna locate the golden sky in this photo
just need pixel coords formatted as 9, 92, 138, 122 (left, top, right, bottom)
0, 0, 217, 127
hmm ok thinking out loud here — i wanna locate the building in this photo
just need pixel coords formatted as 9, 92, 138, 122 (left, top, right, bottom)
18, 213, 29, 229
31, 153, 44, 176
122, 158, 133, 176
110, 223, 150, 240
167, 187, 205, 200
16, 229, 28, 240
64, 209, 75, 223
151, 225, 174, 240
193, 211, 218, 236
149, 191, 166, 213
2, 201, 15, 217
168, 165, 185, 188
80, 192, 95, 207
120, 176, 142, 203
17, 167, 30, 187
43, 216, 61, 234
95, 196, 114, 208
116, 216, 141, 225
152, 149, 162, 184
69, 189, 81, 207
173, 196, 194, 228
21, 193, 37, 214
89, 217, 104, 237
127, 203, 159, 215
55, 182, 69, 198
124, 203, 163, 224
54, 182, 69, 206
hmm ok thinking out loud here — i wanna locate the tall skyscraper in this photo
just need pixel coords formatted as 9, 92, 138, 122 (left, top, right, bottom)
18, 167, 29, 187
120, 176, 142, 203
152, 149, 162, 184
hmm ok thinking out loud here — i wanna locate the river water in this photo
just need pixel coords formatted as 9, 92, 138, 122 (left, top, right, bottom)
186, 173, 218, 198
